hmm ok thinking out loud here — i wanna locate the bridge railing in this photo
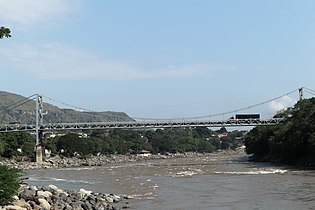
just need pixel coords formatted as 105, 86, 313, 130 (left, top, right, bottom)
0, 118, 285, 132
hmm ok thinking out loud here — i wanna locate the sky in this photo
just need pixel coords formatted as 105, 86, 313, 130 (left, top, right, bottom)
0, 0, 314, 120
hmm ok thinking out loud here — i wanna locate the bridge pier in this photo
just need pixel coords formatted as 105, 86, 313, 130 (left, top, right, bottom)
35, 144, 43, 163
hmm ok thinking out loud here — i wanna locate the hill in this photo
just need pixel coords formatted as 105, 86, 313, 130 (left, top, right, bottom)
244, 97, 315, 166
0, 91, 134, 124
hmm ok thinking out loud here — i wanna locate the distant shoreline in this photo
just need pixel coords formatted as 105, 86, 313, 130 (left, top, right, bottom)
248, 154, 315, 169
0, 148, 246, 171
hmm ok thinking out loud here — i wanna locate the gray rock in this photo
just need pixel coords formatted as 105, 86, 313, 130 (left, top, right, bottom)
45, 197, 52, 205
14, 185, 129, 210
14, 199, 30, 209
19, 188, 35, 200
3, 205, 27, 210
65, 203, 73, 210
79, 188, 92, 198
50, 194, 60, 203
59, 192, 69, 201
29, 186, 38, 191
70, 202, 84, 210
38, 198, 51, 210
41, 186, 51, 192
37, 190, 52, 198
124, 195, 134, 199
28, 201, 41, 210
82, 200, 93, 210
48, 184, 59, 191
105, 197, 114, 203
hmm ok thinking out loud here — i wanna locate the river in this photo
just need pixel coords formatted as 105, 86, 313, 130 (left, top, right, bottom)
25, 151, 315, 210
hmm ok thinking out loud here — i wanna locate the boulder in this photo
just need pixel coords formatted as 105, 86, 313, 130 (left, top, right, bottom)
12, 195, 19, 201
41, 186, 51, 192
3, 205, 27, 210
82, 200, 93, 210
79, 188, 92, 198
124, 195, 134, 199
19, 188, 35, 200
70, 202, 84, 210
37, 190, 52, 198
13, 199, 30, 209
51, 203, 65, 210
37, 198, 51, 210
64, 203, 73, 210
29, 186, 38, 191
48, 184, 59, 191
105, 197, 114, 203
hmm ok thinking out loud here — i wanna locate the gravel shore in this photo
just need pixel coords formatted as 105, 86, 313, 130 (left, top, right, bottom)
0, 149, 246, 171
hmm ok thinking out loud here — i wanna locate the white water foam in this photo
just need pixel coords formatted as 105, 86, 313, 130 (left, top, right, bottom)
27, 176, 94, 184
57, 167, 95, 171
172, 171, 199, 177
128, 192, 156, 200
170, 168, 204, 177
214, 169, 288, 175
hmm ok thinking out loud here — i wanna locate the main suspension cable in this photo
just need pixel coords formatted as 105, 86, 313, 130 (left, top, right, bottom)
133, 88, 300, 121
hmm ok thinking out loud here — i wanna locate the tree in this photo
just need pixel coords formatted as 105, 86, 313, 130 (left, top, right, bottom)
0, 25, 20, 207
218, 127, 227, 134
0, 140, 6, 155
245, 97, 315, 164
0, 132, 35, 158
192, 127, 213, 138
0, 26, 11, 39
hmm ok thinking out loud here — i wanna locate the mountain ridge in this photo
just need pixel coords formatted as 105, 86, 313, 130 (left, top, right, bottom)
0, 91, 134, 124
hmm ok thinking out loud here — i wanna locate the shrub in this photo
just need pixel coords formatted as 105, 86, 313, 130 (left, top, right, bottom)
0, 164, 21, 206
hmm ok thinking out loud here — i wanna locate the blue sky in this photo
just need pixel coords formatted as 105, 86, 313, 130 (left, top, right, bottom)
0, 0, 314, 119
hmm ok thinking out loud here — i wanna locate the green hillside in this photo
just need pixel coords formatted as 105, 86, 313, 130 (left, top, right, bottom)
244, 97, 315, 166
0, 91, 134, 124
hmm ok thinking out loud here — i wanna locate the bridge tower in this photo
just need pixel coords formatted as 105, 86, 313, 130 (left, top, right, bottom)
299, 87, 304, 101
35, 94, 43, 163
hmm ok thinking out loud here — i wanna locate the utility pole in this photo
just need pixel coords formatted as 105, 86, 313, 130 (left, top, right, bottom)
299, 87, 304, 101
35, 94, 43, 163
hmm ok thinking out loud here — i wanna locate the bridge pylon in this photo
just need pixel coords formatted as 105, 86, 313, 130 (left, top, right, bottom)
299, 87, 304, 101
35, 94, 43, 163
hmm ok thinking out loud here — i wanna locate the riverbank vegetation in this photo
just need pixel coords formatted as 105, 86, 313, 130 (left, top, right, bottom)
245, 97, 315, 166
0, 165, 21, 206
0, 127, 243, 159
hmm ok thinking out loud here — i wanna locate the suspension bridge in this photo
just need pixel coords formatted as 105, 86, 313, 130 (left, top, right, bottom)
1, 87, 314, 163
0, 87, 314, 134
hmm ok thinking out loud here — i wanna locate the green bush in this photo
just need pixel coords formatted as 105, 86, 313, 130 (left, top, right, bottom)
0, 164, 21, 206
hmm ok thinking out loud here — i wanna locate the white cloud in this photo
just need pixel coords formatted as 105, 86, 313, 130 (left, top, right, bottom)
269, 95, 296, 113
0, 42, 235, 80
0, 0, 78, 25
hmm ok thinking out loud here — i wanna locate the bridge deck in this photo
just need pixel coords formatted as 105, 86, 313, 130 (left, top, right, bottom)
0, 118, 284, 132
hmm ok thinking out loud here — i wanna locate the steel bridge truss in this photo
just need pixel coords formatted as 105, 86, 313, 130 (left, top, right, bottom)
0, 118, 285, 132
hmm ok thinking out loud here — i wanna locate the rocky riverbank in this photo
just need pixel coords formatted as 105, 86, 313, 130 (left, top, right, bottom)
0, 148, 246, 171
0, 184, 132, 210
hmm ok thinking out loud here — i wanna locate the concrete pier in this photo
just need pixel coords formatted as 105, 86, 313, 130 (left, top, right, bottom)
36, 145, 43, 163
